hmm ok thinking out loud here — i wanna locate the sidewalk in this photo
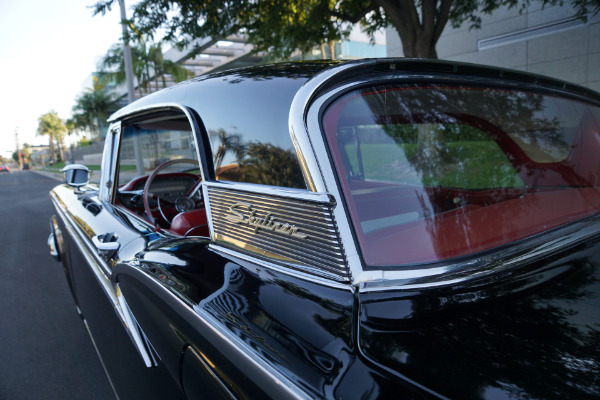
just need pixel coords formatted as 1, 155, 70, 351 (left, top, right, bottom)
31, 169, 101, 184
32, 169, 63, 182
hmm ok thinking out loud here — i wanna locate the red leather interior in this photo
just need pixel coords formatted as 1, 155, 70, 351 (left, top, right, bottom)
170, 209, 209, 237
361, 187, 600, 265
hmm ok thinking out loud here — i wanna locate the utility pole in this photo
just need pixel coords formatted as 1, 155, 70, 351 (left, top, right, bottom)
15, 128, 23, 169
118, 0, 144, 175
118, 0, 136, 104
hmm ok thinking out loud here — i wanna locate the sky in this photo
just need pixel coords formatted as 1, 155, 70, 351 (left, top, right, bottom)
0, 0, 126, 158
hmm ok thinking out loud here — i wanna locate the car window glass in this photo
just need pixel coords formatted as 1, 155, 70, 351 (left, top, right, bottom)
117, 122, 199, 186
189, 73, 309, 189
323, 85, 600, 266
111, 113, 208, 236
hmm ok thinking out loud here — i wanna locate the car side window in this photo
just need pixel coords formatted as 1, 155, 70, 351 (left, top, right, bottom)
116, 124, 199, 187
111, 112, 208, 236
208, 128, 306, 189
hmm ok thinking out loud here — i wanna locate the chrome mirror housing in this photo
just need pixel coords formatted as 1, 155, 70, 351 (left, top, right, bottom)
61, 164, 91, 188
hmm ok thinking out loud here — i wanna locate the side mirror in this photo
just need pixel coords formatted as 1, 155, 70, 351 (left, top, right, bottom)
61, 164, 91, 188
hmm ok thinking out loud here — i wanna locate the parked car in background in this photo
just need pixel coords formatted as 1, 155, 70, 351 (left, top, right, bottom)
48, 59, 600, 399
0, 164, 10, 172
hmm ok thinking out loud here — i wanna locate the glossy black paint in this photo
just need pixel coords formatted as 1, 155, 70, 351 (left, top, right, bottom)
110, 62, 335, 187
52, 190, 187, 399
50, 60, 600, 399
359, 236, 600, 399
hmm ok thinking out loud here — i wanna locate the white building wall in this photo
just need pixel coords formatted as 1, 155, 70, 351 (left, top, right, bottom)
386, 3, 600, 92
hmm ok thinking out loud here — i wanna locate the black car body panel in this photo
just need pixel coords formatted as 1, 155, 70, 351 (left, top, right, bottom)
49, 59, 600, 399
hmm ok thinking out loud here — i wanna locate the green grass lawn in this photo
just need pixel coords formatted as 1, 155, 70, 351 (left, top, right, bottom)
344, 141, 524, 189
41, 162, 137, 173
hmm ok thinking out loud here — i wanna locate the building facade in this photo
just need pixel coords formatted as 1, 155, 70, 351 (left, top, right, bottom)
386, 2, 600, 92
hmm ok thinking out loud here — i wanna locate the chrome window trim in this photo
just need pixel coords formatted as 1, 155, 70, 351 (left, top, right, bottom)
99, 123, 121, 203
290, 61, 382, 286
290, 61, 600, 291
107, 103, 212, 239
204, 180, 333, 203
108, 103, 211, 191
50, 193, 158, 367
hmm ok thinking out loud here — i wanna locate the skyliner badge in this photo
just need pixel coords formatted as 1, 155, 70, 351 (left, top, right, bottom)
224, 202, 308, 239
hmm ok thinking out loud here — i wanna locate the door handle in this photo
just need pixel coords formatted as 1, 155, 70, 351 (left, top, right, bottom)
92, 233, 120, 260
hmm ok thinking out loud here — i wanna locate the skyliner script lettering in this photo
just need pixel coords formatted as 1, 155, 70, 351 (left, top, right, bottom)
224, 202, 308, 239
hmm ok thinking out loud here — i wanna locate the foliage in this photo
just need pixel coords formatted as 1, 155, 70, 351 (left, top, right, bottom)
71, 79, 119, 140
99, 37, 193, 96
93, 0, 600, 59
209, 128, 246, 168
37, 111, 67, 163
239, 142, 306, 188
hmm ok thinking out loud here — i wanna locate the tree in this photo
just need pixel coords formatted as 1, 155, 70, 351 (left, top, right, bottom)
72, 79, 119, 140
209, 128, 245, 169
94, 0, 600, 59
65, 118, 77, 163
37, 111, 67, 164
99, 37, 193, 96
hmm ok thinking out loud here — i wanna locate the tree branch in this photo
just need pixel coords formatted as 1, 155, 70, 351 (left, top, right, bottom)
331, 3, 378, 24
433, 0, 453, 42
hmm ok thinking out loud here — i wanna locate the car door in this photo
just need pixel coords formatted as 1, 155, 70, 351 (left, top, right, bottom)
53, 123, 188, 399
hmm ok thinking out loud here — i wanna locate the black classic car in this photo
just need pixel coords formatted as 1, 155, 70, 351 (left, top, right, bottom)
48, 59, 600, 399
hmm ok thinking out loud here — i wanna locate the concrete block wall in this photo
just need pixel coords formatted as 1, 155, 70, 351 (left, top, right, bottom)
386, 3, 600, 91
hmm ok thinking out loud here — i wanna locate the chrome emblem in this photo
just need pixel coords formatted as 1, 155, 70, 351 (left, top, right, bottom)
224, 202, 308, 239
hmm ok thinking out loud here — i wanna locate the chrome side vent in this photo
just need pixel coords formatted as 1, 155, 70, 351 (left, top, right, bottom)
206, 185, 350, 282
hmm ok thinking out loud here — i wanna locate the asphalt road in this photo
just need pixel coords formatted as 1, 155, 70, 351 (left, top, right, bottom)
0, 170, 114, 400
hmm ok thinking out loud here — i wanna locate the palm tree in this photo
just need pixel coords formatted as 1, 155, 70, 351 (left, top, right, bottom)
99, 43, 146, 97
37, 111, 67, 164
147, 42, 193, 90
65, 118, 77, 163
209, 129, 246, 169
71, 80, 118, 141
99, 38, 193, 97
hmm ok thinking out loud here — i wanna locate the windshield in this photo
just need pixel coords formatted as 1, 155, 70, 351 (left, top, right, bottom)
323, 84, 600, 266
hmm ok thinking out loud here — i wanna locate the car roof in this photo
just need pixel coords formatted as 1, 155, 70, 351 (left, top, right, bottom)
108, 61, 340, 123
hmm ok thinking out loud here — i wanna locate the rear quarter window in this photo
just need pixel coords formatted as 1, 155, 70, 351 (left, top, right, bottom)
323, 85, 600, 266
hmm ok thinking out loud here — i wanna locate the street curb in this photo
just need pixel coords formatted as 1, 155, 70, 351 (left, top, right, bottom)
31, 170, 63, 182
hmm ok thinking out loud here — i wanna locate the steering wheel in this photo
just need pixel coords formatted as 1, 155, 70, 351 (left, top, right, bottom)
143, 159, 202, 227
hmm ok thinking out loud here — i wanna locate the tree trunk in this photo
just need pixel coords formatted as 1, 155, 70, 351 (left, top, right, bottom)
328, 40, 336, 60
49, 133, 56, 163
377, 0, 452, 59
58, 141, 65, 162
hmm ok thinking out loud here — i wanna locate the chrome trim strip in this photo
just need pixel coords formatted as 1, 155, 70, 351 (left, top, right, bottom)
208, 244, 353, 291
109, 102, 190, 123
204, 181, 333, 203
50, 194, 158, 367
99, 124, 120, 203
360, 215, 600, 292
116, 285, 157, 367
289, 60, 378, 194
